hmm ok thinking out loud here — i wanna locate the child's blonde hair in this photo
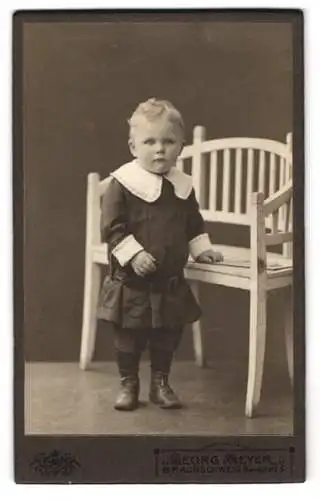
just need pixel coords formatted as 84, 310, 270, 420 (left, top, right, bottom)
128, 98, 184, 138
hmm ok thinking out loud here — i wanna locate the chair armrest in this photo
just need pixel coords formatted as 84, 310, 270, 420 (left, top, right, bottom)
263, 181, 293, 216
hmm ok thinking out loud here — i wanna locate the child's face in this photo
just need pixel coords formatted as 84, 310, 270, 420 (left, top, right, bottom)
129, 116, 184, 175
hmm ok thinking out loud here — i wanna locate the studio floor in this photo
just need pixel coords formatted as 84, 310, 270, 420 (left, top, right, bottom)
25, 360, 293, 436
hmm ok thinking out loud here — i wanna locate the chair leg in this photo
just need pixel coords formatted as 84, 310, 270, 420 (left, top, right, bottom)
245, 286, 267, 417
80, 261, 101, 370
190, 281, 206, 367
284, 285, 294, 385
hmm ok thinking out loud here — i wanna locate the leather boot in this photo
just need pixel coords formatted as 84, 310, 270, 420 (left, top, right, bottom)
114, 350, 140, 411
149, 371, 182, 409
114, 375, 139, 411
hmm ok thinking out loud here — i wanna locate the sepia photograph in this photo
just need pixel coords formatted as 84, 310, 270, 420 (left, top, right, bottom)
14, 10, 305, 483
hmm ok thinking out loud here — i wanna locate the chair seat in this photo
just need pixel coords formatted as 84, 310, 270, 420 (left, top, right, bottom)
188, 244, 292, 273
185, 245, 292, 290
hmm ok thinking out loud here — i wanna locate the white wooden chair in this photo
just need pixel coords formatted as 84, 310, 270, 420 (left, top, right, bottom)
80, 126, 293, 418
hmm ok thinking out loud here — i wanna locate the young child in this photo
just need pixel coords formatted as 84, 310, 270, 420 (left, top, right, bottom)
97, 98, 223, 411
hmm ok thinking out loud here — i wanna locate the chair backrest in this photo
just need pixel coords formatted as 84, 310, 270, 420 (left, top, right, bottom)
177, 126, 292, 232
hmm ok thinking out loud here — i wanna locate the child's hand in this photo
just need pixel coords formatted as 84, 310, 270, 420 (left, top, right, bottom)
196, 249, 224, 264
131, 250, 157, 277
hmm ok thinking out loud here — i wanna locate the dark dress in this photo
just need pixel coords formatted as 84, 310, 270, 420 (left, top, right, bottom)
97, 167, 208, 330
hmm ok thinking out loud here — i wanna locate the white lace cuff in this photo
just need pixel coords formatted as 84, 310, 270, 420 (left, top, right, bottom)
189, 233, 212, 260
112, 235, 144, 266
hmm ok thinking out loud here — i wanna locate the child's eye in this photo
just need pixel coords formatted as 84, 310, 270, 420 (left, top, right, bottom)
144, 138, 155, 145
164, 138, 175, 145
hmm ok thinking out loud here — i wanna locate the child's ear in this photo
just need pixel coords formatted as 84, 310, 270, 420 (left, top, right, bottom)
128, 138, 137, 157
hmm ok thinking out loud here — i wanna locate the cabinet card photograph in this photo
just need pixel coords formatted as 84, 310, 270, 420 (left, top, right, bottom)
14, 9, 305, 483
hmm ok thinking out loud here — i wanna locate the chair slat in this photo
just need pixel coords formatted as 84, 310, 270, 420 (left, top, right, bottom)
272, 210, 279, 234
281, 158, 292, 231
209, 150, 218, 210
280, 157, 286, 187
266, 153, 277, 228
246, 148, 254, 212
284, 200, 291, 231
289, 198, 293, 230
269, 153, 276, 195
258, 150, 265, 193
192, 126, 206, 207
279, 157, 286, 229
235, 148, 242, 214
222, 149, 231, 212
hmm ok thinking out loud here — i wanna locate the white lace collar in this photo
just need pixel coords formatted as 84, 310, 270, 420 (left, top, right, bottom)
110, 160, 193, 202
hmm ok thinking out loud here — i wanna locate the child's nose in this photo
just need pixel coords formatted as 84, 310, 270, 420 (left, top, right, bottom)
156, 142, 165, 152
